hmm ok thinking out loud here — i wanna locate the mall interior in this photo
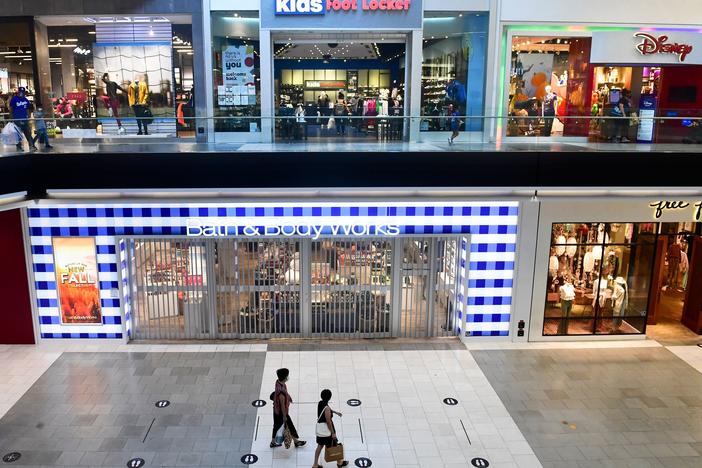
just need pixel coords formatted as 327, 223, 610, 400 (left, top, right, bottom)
1, 1, 702, 468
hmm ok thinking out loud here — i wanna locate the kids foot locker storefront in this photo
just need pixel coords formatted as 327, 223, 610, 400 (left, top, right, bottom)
25, 201, 518, 342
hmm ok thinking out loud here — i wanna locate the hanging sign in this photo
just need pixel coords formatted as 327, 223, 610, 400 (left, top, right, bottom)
223, 46, 255, 87
52, 237, 102, 325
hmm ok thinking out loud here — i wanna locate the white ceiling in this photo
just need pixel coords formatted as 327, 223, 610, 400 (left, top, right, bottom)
275, 42, 380, 60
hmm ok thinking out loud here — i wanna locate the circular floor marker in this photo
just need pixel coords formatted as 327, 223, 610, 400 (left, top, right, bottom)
252, 399, 267, 408
471, 457, 490, 467
2, 452, 21, 463
241, 454, 258, 465
155, 400, 170, 408
347, 399, 362, 407
443, 397, 459, 406
126, 458, 145, 468
354, 457, 372, 467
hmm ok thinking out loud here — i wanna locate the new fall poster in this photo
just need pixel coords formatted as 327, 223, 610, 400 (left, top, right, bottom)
52, 237, 102, 324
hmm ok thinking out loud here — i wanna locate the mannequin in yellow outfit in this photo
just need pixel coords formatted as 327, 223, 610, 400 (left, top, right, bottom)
128, 75, 150, 135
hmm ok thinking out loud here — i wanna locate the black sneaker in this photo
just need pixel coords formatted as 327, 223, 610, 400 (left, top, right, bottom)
270, 441, 282, 448
294, 440, 306, 448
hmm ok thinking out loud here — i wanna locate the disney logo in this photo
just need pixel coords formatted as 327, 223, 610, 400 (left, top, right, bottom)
635, 33, 693, 62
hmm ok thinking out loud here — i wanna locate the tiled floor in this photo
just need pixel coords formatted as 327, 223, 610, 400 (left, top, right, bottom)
1, 341, 701, 467
473, 347, 702, 468
0, 351, 266, 467
252, 348, 540, 468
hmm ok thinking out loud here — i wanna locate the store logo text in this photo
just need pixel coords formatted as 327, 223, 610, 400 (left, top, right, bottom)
650, 200, 702, 220
275, 0, 411, 15
186, 220, 400, 239
635, 33, 693, 62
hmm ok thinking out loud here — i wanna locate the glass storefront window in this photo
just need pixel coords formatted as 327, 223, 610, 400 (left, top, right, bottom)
508, 35, 592, 138
0, 20, 35, 118
543, 222, 658, 336
211, 12, 260, 133
421, 12, 488, 132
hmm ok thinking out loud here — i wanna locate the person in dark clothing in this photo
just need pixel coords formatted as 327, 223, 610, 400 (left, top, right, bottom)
270, 368, 306, 449
101, 73, 126, 133
312, 389, 348, 468
9, 87, 36, 151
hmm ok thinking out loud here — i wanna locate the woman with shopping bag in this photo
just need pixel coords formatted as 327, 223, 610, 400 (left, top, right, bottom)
312, 389, 349, 468
270, 368, 306, 449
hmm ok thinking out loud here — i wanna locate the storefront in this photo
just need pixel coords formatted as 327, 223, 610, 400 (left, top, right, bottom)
0, 0, 204, 141
529, 199, 702, 341
23, 200, 519, 342
206, 0, 490, 143
499, 26, 702, 143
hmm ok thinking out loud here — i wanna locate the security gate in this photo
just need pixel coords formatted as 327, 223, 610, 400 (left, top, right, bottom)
214, 239, 302, 338
125, 238, 213, 340
121, 235, 465, 340
399, 237, 462, 337
310, 239, 393, 337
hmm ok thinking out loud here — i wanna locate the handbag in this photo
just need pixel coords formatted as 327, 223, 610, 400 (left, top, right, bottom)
142, 107, 154, 125
283, 424, 293, 449
315, 406, 332, 437
324, 442, 344, 463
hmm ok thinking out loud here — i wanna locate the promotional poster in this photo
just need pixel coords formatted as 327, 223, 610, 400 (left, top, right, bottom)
222, 45, 255, 86
52, 237, 102, 325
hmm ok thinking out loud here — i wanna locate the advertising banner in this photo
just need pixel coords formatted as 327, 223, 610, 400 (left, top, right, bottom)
223, 45, 256, 87
52, 237, 102, 325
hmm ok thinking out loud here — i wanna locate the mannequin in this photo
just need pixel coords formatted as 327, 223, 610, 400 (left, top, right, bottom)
611, 277, 628, 330
593, 277, 609, 309
542, 85, 558, 136
558, 275, 576, 334
549, 252, 559, 278
555, 233, 567, 256
666, 240, 682, 289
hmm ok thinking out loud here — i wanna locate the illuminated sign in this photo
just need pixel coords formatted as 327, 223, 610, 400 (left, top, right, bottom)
275, 0, 411, 15
52, 237, 102, 325
635, 33, 693, 63
186, 219, 400, 239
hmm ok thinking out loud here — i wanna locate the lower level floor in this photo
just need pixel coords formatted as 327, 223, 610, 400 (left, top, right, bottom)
0, 340, 701, 467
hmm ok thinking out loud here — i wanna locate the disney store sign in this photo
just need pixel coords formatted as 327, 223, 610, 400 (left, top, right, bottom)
634, 33, 693, 63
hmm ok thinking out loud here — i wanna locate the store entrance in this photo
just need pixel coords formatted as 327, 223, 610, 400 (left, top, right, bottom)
121, 235, 463, 340
273, 33, 407, 142
647, 223, 702, 343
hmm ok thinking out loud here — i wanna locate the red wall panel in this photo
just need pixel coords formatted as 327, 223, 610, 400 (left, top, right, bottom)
0, 209, 35, 344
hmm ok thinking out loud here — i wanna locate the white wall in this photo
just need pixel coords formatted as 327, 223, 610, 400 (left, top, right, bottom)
500, 0, 702, 27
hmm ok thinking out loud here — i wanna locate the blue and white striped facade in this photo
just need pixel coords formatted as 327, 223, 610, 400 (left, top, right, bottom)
26, 201, 519, 341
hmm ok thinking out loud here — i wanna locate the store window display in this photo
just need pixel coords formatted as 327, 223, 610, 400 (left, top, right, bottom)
543, 222, 657, 336
421, 12, 488, 132
211, 12, 261, 134
508, 36, 594, 138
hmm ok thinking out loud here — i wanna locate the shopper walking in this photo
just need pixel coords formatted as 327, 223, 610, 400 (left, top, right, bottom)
31, 105, 53, 150
9, 87, 36, 151
271, 368, 306, 449
447, 103, 460, 146
312, 389, 349, 468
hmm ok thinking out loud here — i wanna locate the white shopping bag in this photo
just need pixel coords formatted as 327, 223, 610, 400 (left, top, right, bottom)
1, 122, 23, 145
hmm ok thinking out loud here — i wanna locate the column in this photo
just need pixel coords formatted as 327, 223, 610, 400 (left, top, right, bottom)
32, 20, 52, 108
407, 29, 423, 143
259, 29, 273, 143
483, 0, 502, 143
195, 0, 212, 142
512, 200, 540, 342
60, 47, 76, 93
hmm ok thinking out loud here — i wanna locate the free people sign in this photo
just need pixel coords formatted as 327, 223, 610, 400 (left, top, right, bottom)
263, 0, 421, 29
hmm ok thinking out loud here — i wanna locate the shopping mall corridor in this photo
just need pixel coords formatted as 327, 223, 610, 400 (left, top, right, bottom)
1, 341, 701, 467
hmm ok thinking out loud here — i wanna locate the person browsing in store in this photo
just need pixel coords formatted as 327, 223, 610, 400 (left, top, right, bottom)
9, 87, 36, 151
